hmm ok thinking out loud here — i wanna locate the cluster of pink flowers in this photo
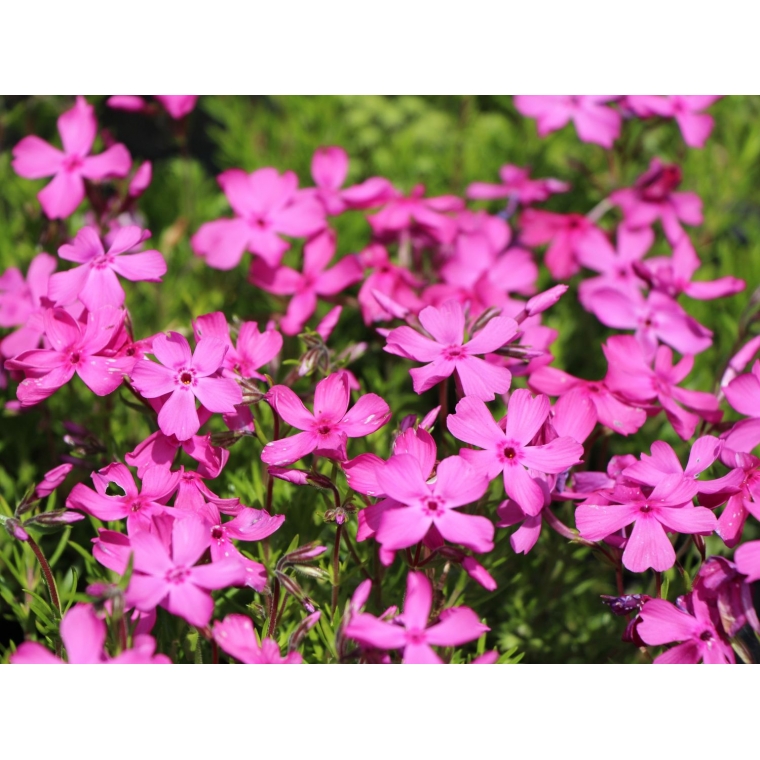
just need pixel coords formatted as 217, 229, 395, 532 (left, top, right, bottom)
3, 94, 757, 666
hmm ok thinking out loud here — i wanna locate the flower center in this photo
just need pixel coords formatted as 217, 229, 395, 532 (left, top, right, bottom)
317, 424, 332, 436
700, 629, 713, 642
407, 628, 426, 644
179, 371, 194, 385
639, 504, 652, 513
92, 254, 111, 270
211, 526, 224, 541
503, 446, 517, 459
130, 500, 142, 512
444, 345, 464, 360
165, 567, 189, 584
69, 351, 81, 365
63, 155, 84, 172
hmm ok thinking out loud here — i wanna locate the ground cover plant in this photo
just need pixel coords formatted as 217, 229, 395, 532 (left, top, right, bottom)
1, 94, 759, 664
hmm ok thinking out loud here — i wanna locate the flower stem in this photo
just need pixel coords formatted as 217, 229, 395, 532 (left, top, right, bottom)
267, 577, 281, 638
27, 537, 61, 616
332, 523, 343, 614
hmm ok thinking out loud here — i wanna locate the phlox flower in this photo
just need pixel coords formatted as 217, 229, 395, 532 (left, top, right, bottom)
6, 306, 129, 406
214, 614, 303, 663
48, 225, 167, 311
610, 159, 702, 244
12, 96, 131, 218
249, 229, 364, 335
626, 96, 720, 148
261, 371, 390, 465
0, 252, 57, 359
514, 96, 622, 148
66, 462, 181, 534
11, 603, 169, 664
368, 184, 464, 245
345, 572, 488, 664
575, 475, 717, 572
519, 209, 610, 280
447, 391, 583, 516
735, 540, 760, 583
191, 167, 326, 269
603, 336, 721, 440
193, 311, 282, 380
637, 595, 734, 664
130, 331, 243, 441
371, 454, 493, 553
127, 514, 247, 628
384, 299, 516, 401
466, 164, 569, 204
307, 146, 394, 215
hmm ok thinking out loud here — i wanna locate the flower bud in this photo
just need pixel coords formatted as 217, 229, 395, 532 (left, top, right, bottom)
1, 516, 29, 541
34, 464, 74, 500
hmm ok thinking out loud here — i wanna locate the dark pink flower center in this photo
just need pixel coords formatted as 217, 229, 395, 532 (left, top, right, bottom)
179, 370, 195, 386
63, 155, 84, 172
639, 504, 652, 513
317, 424, 332, 436
503, 446, 517, 459
407, 628, 426, 644
165, 567, 189, 584
699, 629, 714, 642
444, 346, 465, 360
426, 499, 439, 512
130, 500, 143, 512
69, 351, 81, 365
92, 254, 112, 270
211, 526, 224, 541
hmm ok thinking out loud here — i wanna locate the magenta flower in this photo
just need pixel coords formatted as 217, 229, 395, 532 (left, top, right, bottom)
6, 306, 129, 406
372, 454, 493, 553
191, 167, 326, 269
193, 311, 282, 381
66, 462, 181, 534
12, 96, 131, 219
603, 336, 721, 440
0, 252, 57, 359
262, 371, 390, 465
384, 300, 516, 401
575, 476, 716, 572
345, 572, 488, 664
126, 514, 247, 628
131, 332, 243, 441
637, 596, 734, 664
48, 225, 167, 311
519, 209, 610, 280
155, 96, 198, 119
610, 159, 702, 243
368, 184, 464, 245
627, 96, 720, 148
10, 603, 169, 664
249, 229, 364, 335
213, 614, 302, 664
514, 96, 621, 147
308, 146, 394, 215
447, 391, 583, 516
467, 164, 569, 204
735, 540, 760, 583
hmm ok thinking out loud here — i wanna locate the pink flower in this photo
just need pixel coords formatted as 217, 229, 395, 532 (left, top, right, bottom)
12, 96, 131, 218
514, 96, 622, 148
193, 311, 282, 381
372, 454, 493, 553
627, 96, 720, 148
262, 371, 390, 465
6, 307, 129, 406
0, 253, 57, 359
249, 229, 364, 335
130, 332, 243, 441
519, 209, 610, 280
307, 146, 394, 215
368, 184, 464, 245
735, 540, 760, 583
467, 164, 569, 204
384, 300, 516, 401
575, 475, 716, 572
637, 595, 734, 664
214, 614, 303, 663
447, 391, 583, 516
126, 514, 247, 628
154, 96, 198, 119
48, 226, 167, 311
10, 603, 169, 664
345, 572, 488, 664
67, 462, 181, 534
610, 159, 702, 243
191, 167, 326, 269
603, 336, 721, 440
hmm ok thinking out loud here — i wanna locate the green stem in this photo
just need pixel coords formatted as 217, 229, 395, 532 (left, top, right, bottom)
27, 537, 60, 616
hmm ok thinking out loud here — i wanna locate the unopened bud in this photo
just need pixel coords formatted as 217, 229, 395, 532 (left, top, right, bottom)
25, 509, 85, 533
1, 516, 29, 541
288, 610, 321, 653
